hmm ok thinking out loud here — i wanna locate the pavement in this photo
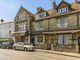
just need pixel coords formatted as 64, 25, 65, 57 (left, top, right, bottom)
36, 49, 80, 58
0, 49, 80, 60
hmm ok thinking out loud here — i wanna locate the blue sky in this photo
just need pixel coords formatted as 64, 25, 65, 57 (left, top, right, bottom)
0, 0, 73, 20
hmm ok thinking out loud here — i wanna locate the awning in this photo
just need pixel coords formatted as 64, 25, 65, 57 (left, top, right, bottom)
43, 30, 80, 34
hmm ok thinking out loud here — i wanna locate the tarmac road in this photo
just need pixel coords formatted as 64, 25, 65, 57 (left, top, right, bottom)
0, 49, 79, 60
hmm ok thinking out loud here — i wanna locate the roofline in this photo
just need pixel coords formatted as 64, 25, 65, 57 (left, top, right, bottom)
34, 10, 80, 21
0, 21, 14, 25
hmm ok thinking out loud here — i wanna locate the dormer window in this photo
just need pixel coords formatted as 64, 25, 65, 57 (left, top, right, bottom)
58, 7, 69, 13
36, 12, 47, 19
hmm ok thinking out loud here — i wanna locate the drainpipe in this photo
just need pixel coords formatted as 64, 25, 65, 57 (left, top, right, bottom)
47, 20, 49, 40
28, 15, 31, 44
76, 13, 80, 53
77, 13, 79, 28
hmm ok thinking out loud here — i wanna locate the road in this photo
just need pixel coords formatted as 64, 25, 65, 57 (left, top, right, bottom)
0, 49, 79, 60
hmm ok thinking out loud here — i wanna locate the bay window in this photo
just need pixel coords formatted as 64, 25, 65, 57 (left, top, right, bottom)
57, 18, 68, 28
18, 12, 26, 20
35, 35, 43, 44
18, 23, 26, 31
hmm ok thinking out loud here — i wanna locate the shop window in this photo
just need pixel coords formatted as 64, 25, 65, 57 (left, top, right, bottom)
35, 35, 43, 44
57, 34, 72, 45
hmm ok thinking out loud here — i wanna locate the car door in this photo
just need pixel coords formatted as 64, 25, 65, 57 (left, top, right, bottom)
16, 43, 23, 50
19, 43, 24, 50
18, 43, 24, 50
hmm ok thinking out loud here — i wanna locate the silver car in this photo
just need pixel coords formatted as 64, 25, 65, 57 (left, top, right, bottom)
13, 42, 34, 51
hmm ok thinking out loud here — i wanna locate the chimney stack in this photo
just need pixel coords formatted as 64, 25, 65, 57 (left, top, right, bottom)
74, 0, 78, 4
1, 19, 4, 22
52, 0, 57, 9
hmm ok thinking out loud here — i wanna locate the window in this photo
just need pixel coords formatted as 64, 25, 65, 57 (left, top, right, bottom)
36, 12, 46, 19
35, 35, 43, 44
57, 35, 63, 44
9, 31, 11, 34
57, 34, 72, 45
58, 7, 69, 13
35, 21, 43, 30
57, 18, 68, 28
58, 9, 62, 13
64, 35, 71, 44
9, 23, 11, 28
18, 12, 26, 20
18, 23, 26, 31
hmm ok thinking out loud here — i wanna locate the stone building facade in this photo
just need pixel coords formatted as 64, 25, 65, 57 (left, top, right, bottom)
31, 0, 80, 53
13, 6, 34, 44
14, 0, 80, 53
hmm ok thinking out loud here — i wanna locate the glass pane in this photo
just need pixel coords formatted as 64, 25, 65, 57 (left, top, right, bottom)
64, 34, 71, 44
57, 35, 63, 44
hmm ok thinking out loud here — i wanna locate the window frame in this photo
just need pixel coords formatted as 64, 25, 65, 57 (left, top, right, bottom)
57, 34, 72, 45
57, 18, 68, 28
35, 21, 43, 30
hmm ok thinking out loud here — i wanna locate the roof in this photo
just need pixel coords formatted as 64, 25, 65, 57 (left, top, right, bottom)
37, 1, 80, 20
0, 20, 14, 25
56, 0, 71, 9
35, 10, 80, 20
16, 6, 34, 18
14, 1, 80, 20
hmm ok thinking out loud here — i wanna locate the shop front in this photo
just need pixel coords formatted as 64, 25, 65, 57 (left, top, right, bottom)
43, 30, 80, 53
11, 31, 30, 44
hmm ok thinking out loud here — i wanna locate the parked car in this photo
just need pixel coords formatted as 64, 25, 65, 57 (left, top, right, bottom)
13, 42, 35, 51
1, 42, 13, 49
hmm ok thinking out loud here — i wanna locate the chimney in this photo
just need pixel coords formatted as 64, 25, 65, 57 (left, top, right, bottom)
74, 0, 78, 4
1, 19, 4, 22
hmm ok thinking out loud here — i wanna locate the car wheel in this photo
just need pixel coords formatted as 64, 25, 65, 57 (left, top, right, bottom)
24, 48, 27, 51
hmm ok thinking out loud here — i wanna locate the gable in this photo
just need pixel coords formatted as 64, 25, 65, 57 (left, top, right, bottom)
56, 1, 71, 9
16, 6, 30, 16
37, 7, 46, 14
15, 6, 34, 21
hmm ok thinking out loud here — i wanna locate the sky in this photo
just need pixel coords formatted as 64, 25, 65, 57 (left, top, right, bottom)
0, 0, 74, 20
